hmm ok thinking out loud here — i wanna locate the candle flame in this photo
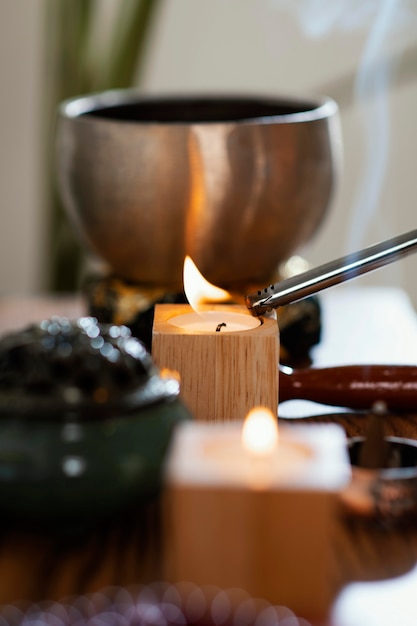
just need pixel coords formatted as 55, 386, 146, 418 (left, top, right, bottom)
242, 407, 278, 456
183, 256, 231, 312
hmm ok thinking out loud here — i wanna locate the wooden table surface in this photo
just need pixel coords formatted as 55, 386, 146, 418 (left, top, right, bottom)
0, 287, 416, 625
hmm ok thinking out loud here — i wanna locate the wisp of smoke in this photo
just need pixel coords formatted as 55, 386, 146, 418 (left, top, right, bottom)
270, 0, 417, 258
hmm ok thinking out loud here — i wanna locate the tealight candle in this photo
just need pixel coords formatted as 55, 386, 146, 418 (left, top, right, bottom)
163, 411, 351, 618
199, 407, 311, 490
175, 259, 262, 334
168, 310, 261, 333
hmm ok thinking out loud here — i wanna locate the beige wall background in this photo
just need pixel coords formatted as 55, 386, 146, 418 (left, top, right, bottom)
1, 0, 417, 305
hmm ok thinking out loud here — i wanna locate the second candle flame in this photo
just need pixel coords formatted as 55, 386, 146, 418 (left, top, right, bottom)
242, 407, 279, 456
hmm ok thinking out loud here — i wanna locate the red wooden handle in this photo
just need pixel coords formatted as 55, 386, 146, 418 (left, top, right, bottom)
279, 365, 417, 411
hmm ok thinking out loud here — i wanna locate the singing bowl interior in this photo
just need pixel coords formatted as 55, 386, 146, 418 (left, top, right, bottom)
56, 91, 341, 292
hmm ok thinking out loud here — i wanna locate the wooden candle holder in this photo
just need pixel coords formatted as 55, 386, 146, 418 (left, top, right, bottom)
163, 421, 351, 619
152, 304, 279, 422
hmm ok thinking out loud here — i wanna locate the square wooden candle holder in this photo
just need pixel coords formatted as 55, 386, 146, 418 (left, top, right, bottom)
152, 304, 279, 422
162, 421, 350, 619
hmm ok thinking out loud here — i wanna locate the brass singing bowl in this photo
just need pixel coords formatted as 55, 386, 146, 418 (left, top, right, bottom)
56, 91, 341, 292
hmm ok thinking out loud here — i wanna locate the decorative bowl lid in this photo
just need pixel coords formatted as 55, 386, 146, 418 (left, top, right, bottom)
0, 316, 179, 420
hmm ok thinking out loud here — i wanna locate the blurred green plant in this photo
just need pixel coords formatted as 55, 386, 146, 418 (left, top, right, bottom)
44, 0, 162, 292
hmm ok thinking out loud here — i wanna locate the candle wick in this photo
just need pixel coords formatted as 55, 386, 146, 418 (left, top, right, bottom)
216, 322, 227, 332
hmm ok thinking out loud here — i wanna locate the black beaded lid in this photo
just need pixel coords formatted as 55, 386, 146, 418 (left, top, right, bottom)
0, 316, 179, 419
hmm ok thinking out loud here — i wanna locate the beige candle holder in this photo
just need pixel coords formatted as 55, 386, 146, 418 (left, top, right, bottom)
152, 304, 279, 422
162, 421, 350, 619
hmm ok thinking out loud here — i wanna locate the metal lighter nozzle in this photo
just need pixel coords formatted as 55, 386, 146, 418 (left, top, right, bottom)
245, 228, 417, 316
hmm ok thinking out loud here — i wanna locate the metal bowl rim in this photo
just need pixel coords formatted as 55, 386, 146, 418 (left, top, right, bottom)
348, 435, 417, 479
58, 89, 338, 127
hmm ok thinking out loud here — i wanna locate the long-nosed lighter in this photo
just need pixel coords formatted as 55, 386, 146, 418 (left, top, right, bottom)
245, 228, 417, 316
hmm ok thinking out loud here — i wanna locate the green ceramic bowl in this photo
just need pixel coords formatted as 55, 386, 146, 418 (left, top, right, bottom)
0, 317, 191, 527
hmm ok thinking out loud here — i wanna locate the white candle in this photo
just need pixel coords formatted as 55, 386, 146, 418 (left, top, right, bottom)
172, 425, 311, 490
202, 430, 311, 490
167, 417, 350, 490
196, 407, 311, 489
168, 310, 261, 333
166, 407, 317, 491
